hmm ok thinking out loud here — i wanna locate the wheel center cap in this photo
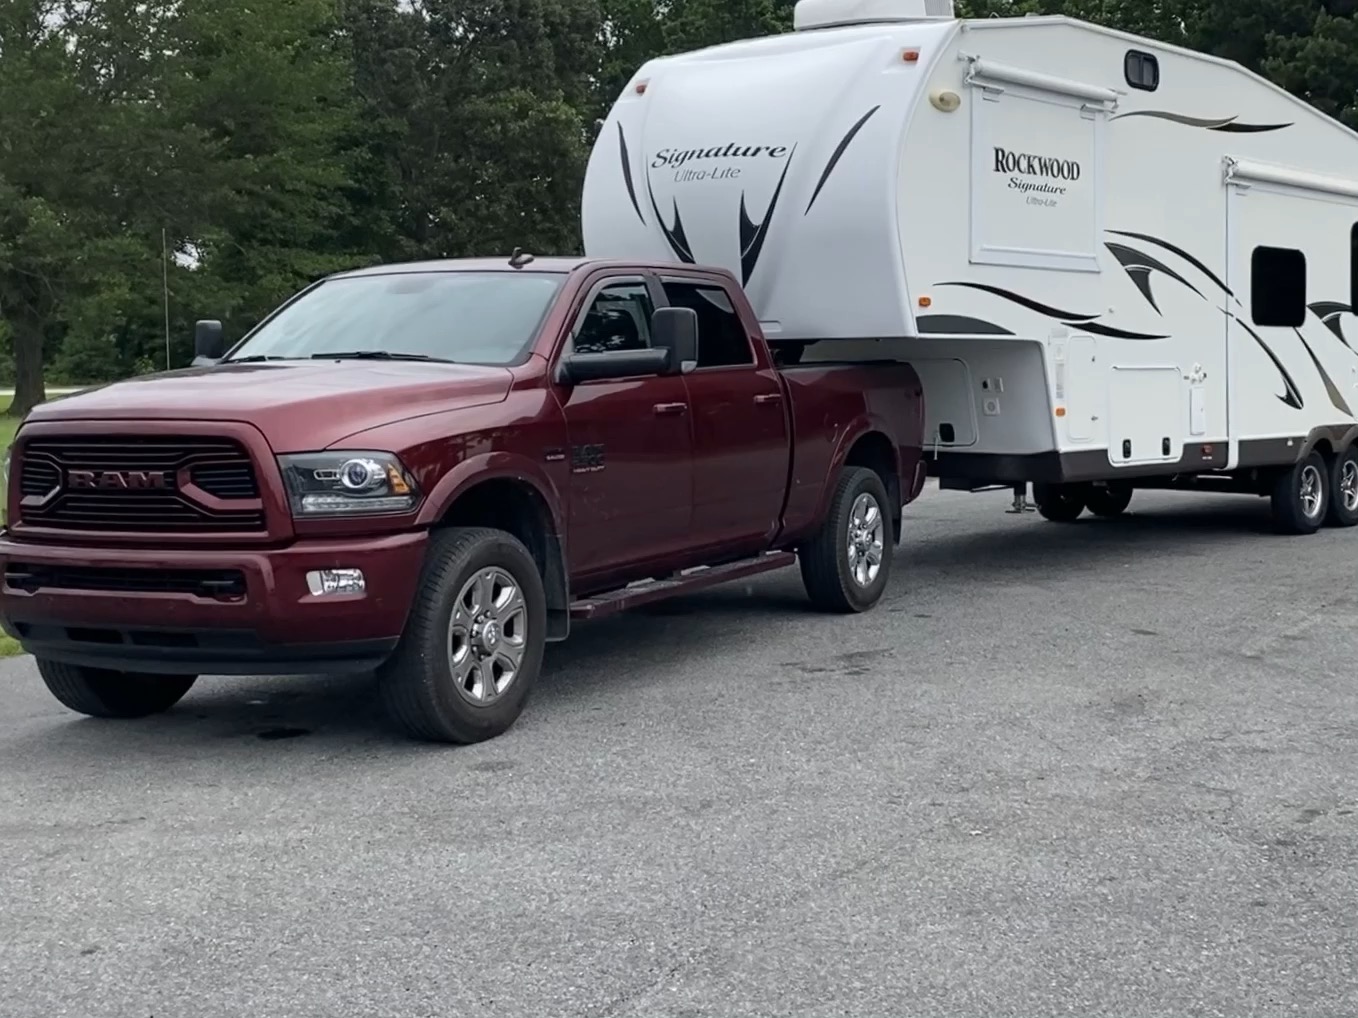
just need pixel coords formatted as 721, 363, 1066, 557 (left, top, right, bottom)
477, 620, 500, 653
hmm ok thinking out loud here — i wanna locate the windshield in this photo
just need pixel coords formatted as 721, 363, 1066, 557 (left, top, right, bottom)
226, 270, 565, 365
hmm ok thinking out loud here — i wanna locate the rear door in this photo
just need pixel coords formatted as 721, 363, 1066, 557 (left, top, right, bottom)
660, 275, 790, 556
556, 274, 694, 579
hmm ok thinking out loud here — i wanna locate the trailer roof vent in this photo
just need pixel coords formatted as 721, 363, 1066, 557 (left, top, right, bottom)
794, 0, 956, 31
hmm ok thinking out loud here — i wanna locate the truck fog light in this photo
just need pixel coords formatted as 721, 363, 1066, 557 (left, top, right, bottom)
305, 569, 366, 597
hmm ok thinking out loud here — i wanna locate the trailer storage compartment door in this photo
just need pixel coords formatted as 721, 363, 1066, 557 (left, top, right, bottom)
964, 57, 1116, 274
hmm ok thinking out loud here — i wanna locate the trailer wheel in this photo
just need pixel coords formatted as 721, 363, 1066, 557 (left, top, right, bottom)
799, 466, 893, 613
1085, 483, 1133, 518
379, 527, 546, 744
1032, 483, 1086, 523
1326, 446, 1358, 528
37, 660, 197, 719
1270, 450, 1329, 535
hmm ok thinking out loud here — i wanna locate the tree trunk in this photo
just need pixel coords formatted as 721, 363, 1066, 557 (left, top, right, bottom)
9, 318, 46, 417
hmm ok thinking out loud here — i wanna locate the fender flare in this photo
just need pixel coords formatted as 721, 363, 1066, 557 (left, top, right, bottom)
808, 415, 902, 529
416, 452, 572, 640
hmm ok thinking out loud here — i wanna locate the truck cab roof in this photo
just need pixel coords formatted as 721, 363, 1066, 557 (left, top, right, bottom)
328, 256, 723, 279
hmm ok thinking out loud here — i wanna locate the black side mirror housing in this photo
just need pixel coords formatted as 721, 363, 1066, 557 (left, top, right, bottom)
558, 347, 673, 385
651, 306, 698, 374
193, 319, 225, 366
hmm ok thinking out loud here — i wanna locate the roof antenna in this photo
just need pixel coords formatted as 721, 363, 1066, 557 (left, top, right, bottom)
509, 247, 535, 269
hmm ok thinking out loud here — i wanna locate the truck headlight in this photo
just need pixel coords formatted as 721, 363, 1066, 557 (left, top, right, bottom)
278, 451, 420, 517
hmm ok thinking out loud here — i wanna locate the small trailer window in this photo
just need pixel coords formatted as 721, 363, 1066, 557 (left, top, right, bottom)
1251, 246, 1306, 327
1351, 224, 1358, 310
1124, 50, 1159, 92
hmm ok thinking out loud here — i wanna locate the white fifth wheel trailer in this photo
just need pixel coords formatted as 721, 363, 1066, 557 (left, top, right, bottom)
581, 0, 1358, 534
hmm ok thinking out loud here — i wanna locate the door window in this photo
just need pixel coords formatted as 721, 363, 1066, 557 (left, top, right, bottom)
660, 281, 754, 368
572, 282, 654, 355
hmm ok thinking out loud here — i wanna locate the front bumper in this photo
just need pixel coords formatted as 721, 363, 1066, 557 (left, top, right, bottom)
0, 531, 428, 675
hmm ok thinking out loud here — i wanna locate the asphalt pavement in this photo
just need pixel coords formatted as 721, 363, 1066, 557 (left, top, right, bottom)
2, 484, 1356, 1017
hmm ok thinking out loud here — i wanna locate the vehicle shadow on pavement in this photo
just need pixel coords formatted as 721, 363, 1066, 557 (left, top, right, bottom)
4, 494, 1299, 749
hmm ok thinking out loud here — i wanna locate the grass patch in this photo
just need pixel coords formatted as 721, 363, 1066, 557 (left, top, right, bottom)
0, 635, 21, 658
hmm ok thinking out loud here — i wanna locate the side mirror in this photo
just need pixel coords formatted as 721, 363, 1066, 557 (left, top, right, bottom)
558, 347, 672, 385
193, 319, 225, 366
651, 306, 698, 374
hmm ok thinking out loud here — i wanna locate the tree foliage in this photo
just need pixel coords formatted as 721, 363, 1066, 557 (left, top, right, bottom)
2, 0, 1358, 412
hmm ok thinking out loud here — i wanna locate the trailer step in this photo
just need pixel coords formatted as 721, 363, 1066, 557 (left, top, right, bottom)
569, 551, 798, 621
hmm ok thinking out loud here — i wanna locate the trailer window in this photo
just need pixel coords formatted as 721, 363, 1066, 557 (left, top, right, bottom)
1351, 224, 1358, 311
661, 281, 754, 368
572, 281, 653, 355
1251, 246, 1306, 328
1125, 50, 1159, 92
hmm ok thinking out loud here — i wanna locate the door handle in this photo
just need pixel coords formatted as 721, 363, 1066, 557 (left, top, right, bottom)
754, 393, 783, 406
653, 402, 687, 416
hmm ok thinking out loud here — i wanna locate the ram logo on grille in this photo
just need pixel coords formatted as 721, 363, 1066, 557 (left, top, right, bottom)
66, 469, 171, 490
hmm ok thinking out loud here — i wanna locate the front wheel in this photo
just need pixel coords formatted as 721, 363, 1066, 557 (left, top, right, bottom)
379, 527, 546, 744
799, 466, 894, 614
1270, 450, 1328, 535
37, 660, 197, 719
1085, 483, 1133, 518
1032, 483, 1086, 523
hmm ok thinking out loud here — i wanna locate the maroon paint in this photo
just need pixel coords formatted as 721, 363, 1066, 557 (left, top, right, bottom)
0, 258, 925, 674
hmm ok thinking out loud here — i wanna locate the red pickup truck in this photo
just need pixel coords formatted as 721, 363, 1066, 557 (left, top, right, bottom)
0, 256, 925, 743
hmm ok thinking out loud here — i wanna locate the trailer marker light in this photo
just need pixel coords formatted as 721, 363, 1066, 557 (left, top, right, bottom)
306, 569, 366, 597
918, 296, 932, 308
1055, 407, 1067, 418
635, 80, 649, 94
902, 49, 920, 63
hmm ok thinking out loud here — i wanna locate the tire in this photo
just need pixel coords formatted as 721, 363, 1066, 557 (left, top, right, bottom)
379, 527, 546, 744
37, 659, 196, 719
1085, 483, 1133, 518
1326, 445, 1358, 528
799, 466, 894, 614
1032, 483, 1086, 523
1270, 450, 1329, 535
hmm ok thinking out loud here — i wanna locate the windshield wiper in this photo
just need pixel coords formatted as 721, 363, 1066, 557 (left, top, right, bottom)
224, 355, 293, 363
309, 350, 452, 363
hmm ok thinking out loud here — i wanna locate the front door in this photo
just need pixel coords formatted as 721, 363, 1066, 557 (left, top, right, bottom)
557, 275, 694, 580
659, 276, 790, 557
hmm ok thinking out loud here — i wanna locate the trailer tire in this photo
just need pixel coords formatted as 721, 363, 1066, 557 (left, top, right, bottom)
379, 527, 546, 744
1085, 483, 1133, 518
1270, 450, 1328, 535
799, 466, 893, 614
1325, 445, 1358, 528
1032, 483, 1086, 523
37, 659, 197, 719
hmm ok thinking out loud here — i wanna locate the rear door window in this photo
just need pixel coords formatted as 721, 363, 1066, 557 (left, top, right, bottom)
660, 280, 754, 368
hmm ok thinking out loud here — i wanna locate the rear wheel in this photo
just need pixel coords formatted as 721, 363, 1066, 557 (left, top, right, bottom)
1326, 446, 1358, 528
799, 466, 893, 613
1085, 483, 1133, 518
379, 527, 546, 744
37, 660, 197, 719
1270, 450, 1328, 535
1032, 483, 1086, 523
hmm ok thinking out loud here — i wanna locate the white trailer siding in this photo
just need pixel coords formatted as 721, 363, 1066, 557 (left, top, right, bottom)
583, 10, 1358, 484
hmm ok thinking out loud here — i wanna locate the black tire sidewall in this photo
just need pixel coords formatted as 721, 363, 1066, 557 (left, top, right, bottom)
1085, 484, 1132, 517
834, 469, 893, 611
1033, 483, 1085, 522
399, 531, 547, 742
1273, 451, 1328, 534
1328, 448, 1358, 527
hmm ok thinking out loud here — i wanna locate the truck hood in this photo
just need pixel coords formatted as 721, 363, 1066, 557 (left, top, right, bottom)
25, 361, 514, 452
